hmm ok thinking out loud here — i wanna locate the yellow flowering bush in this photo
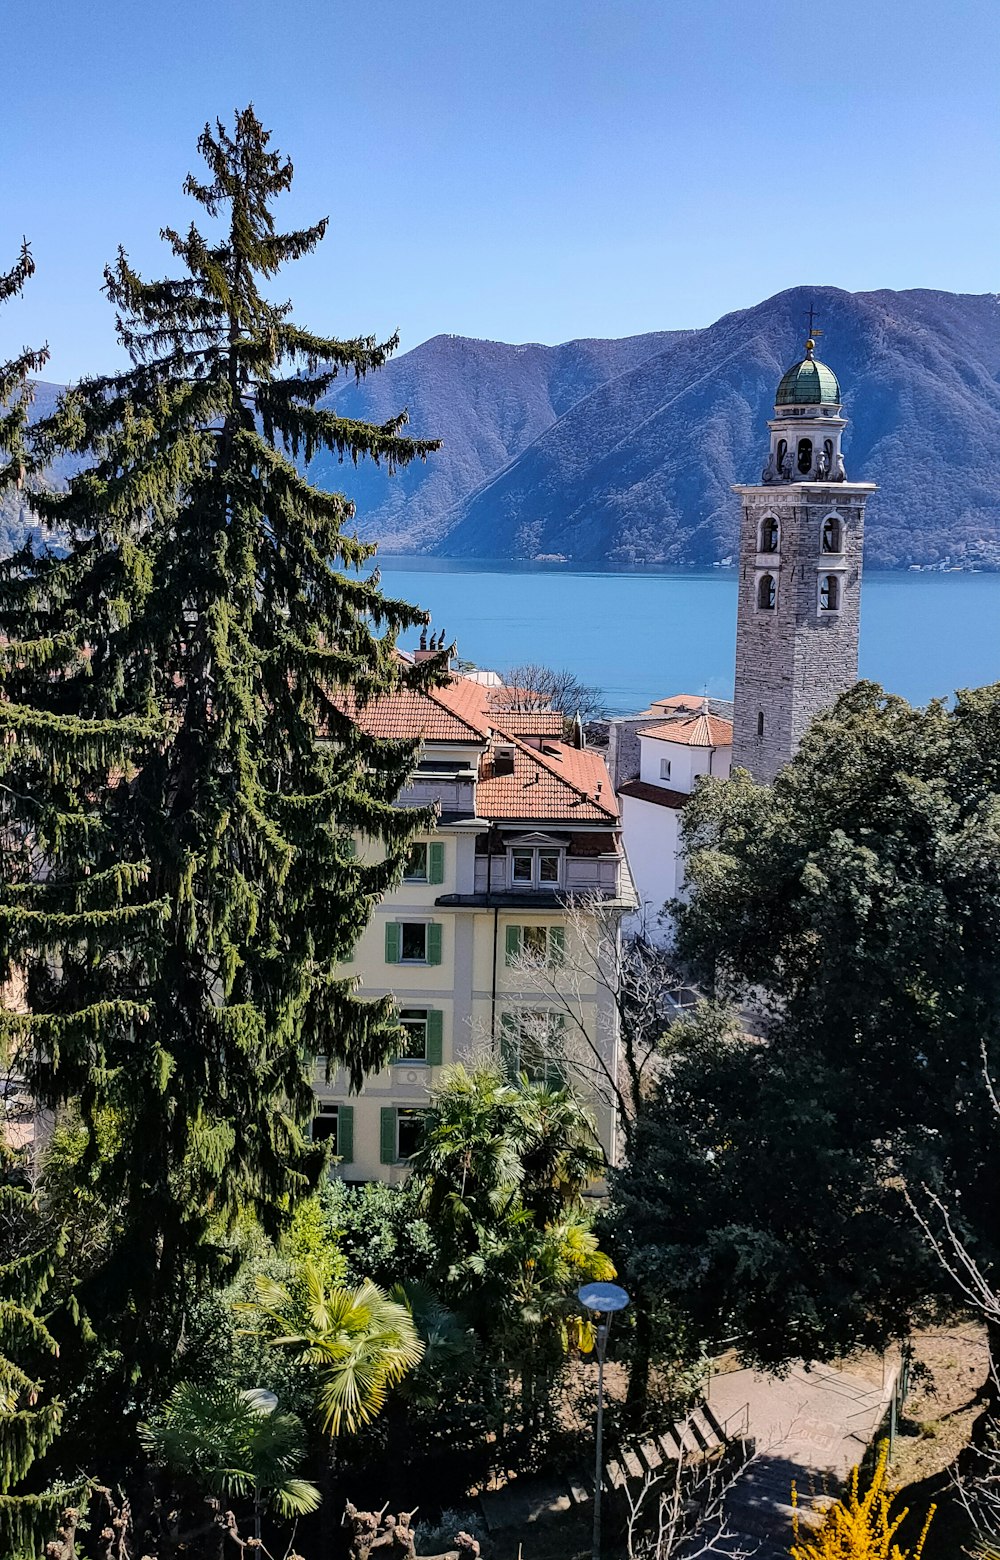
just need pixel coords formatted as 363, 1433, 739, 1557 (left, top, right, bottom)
790, 1444, 934, 1560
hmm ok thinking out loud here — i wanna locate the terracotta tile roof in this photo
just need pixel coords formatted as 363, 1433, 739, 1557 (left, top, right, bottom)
332, 673, 493, 743
334, 669, 617, 824
637, 713, 733, 748
618, 779, 691, 810
649, 693, 708, 713
492, 710, 565, 738
478, 735, 618, 822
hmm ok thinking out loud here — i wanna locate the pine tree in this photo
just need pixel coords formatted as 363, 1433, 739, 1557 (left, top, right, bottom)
0, 1186, 77, 1559
0, 241, 79, 1558
0, 108, 440, 1390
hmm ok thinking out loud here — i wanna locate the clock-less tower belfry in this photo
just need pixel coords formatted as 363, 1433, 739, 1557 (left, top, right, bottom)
731, 332, 876, 783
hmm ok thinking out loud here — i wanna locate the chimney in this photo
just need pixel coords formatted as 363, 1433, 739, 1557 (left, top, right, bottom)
572, 710, 584, 749
415, 623, 449, 666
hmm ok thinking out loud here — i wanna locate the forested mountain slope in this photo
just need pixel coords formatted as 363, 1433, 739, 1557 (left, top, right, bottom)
8, 287, 1000, 568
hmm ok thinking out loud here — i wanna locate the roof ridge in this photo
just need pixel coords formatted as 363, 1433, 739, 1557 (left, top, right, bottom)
423, 674, 493, 739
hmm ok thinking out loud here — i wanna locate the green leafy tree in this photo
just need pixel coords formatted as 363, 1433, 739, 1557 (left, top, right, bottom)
609, 681, 1000, 1372
0, 108, 440, 1396
410, 1061, 604, 1274
141, 1381, 320, 1535
241, 1262, 424, 1438
409, 1063, 611, 1436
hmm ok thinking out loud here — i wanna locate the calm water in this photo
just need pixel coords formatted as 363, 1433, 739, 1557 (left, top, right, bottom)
375, 557, 1000, 716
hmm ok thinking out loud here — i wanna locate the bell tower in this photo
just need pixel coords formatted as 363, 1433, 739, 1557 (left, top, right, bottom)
731, 333, 876, 783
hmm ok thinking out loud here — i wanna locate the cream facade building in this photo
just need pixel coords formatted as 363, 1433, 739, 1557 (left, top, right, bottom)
315, 664, 634, 1180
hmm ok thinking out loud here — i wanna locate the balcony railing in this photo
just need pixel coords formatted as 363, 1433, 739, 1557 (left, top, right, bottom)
398, 778, 476, 813
473, 855, 621, 898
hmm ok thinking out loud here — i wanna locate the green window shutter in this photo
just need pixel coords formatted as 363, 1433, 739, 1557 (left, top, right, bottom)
505, 925, 522, 966
426, 1010, 444, 1066
426, 922, 443, 966
337, 1105, 354, 1164
548, 925, 566, 968
428, 840, 445, 884
385, 922, 400, 964
499, 1012, 519, 1080
380, 1107, 397, 1164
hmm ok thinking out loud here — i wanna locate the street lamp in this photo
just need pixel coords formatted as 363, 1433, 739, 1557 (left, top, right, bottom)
578, 1281, 630, 1560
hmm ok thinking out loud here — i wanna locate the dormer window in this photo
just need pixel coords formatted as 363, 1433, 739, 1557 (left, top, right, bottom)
819, 574, 840, 612
759, 516, 779, 553
821, 515, 842, 553
757, 573, 777, 611
510, 846, 563, 889
797, 437, 813, 476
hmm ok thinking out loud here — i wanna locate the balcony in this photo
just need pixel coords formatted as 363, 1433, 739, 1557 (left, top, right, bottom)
471, 854, 622, 898
397, 776, 476, 815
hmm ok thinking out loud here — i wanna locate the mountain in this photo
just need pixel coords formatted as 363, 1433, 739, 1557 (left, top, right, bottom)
9, 287, 1000, 568
312, 286, 1000, 569
305, 329, 685, 550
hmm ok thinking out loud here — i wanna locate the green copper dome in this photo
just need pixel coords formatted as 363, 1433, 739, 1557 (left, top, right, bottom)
775, 344, 841, 407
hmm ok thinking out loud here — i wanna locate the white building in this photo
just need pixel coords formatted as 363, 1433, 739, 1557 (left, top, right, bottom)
615, 695, 732, 944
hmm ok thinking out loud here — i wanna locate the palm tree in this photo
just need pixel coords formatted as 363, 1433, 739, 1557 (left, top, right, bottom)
140, 1381, 320, 1538
240, 1262, 424, 1437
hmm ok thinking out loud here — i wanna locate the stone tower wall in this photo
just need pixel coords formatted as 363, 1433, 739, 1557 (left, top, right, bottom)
731, 485, 869, 783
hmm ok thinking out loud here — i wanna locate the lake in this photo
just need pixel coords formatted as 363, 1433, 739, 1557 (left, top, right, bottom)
375, 557, 1000, 716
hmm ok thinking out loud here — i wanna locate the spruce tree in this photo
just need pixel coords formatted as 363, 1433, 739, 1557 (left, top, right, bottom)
0, 241, 76, 1560
0, 109, 440, 1391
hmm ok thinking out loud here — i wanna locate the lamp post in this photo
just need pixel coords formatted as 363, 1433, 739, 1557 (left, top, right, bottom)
578, 1281, 630, 1560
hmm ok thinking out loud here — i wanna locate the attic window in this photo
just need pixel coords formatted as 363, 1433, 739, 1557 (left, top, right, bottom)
493, 745, 516, 777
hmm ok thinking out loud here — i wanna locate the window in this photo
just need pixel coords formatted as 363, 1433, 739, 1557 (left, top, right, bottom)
385, 921, 443, 965
311, 1102, 354, 1163
392, 1008, 444, 1065
404, 843, 427, 881
757, 711, 765, 738
758, 516, 779, 553
821, 516, 842, 553
505, 923, 566, 968
381, 1106, 426, 1163
819, 574, 840, 612
776, 438, 787, 473
797, 437, 813, 475
500, 1010, 566, 1085
757, 573, 776, 611
403, 841, 444, 883
659, 757, 672, 781
510, 846, 563, 889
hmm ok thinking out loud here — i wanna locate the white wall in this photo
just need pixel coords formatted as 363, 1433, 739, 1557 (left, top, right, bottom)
620, 794, 682, 946
638, 736, 732, 794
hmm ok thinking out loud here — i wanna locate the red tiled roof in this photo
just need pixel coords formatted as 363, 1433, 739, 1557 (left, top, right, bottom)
492, 710, 565, 738
335, 670, 617, 824
637, 713, 733, 748
618, 779, 691, 810
649, 693, 707, 713
333, 673, 493, 743
478, 735, 618, 822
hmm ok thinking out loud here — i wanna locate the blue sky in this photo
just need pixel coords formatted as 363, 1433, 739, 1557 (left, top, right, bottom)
7, 0, 999, 381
